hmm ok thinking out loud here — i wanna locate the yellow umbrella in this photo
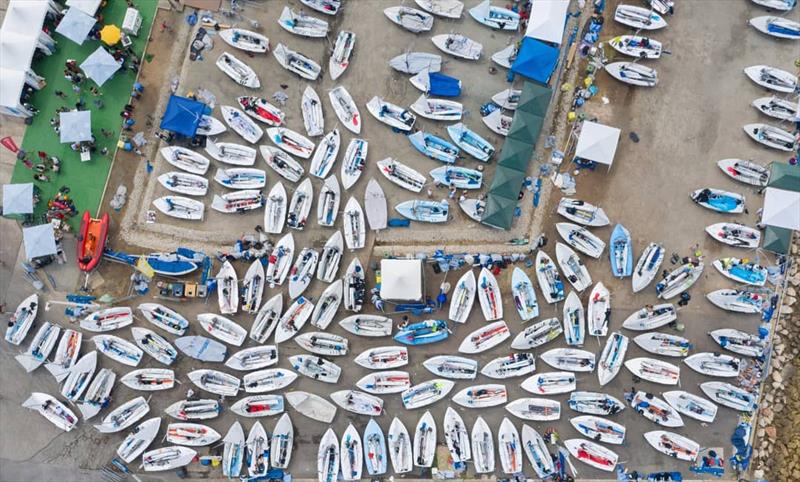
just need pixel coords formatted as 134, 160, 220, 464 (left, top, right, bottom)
100, 24, 122, 45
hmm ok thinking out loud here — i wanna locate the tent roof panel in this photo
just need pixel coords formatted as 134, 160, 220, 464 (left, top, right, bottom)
575, 120, 621, 166
767, 162, 800, 192
525, 0, 570, 44
762, 187, 800, 231
380, 259, 423, 301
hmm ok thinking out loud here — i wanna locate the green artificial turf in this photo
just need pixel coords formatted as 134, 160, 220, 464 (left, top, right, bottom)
9, 0, 157, 229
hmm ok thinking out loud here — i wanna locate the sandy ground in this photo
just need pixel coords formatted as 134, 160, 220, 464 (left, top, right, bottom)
1, 0, 798, 481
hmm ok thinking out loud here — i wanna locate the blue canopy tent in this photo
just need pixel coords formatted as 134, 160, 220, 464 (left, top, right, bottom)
510, 37, 560, 85
160, 95, 207, 138
427, 72, 462, 97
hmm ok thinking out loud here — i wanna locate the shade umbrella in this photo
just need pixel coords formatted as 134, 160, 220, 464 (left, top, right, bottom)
80, 46, 121, 86
2, 183, 34, 214
54, 7, 97, 45
22, 224, 57, 260
100, 24, 122, 45
59, 110, 93, 143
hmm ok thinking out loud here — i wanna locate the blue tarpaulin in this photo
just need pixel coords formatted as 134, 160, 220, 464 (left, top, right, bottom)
428, 72, 462, 97
510, 37, 560, 85
160, 95, 207, 137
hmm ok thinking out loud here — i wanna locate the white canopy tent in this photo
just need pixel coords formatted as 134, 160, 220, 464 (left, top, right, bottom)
55, 7, 97, 45
2, 183, 34, 215
66, 0, 103, 16
762, 187, 800, 231
1, 1, 56, 54
23, 224, 57, 260
80, 46, 121, 86
575, 120, 621, 170
0, 68, 32, 117
380, 259, 423, 301
525, 0, 570, 45
60, 110, 93, 143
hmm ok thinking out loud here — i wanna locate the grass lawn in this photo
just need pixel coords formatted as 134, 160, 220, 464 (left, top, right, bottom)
9, 0, 158, 230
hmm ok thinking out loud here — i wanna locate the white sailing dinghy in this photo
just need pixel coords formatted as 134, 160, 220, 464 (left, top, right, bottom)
568, 391, 625, 416
752, 96, 797, 121
244, 368, 297, 394
238, 96, 284, 126
443, 407, 471, 463
271, 414, 294, 469
329, 86, 361, 134
458, 320, 509, 353
331, 390, 384, 416
117, 417, 160, 462
141, 447, 197, 472
341, 139, 368, 190
744, 65, 797, 93
447, 122, 495, 161
197, 314, 247, 346
498, 418, 522, 474
558, 198, 610, 226
416, 0, 464, 18
469, 0, 519, 30
132, 326, 177, 365
205, 139, 257, 166
556, 222, 606, 258
410, 95, 463, 121
605, 62, 658, 87
634, 332, 691, 357
120, 368, 175, 391
329, 30, 355, 80
211, 190, 263, 214
355, 345, 408, 369
219, 28, 269, 53
385, 6, 434, 33
570, 416, 625, 445
343, 257, 366, 312
274, 296, 314, 344
410, 68, 462, 94
166, 423, 221, 446
700, 381, 757, 412
246, 422, 270, 478
165, 399, 221, 421
343, 196, 366, 251
663, 390, 717, 423
241, 260, 265, 314
423, 355, 477, 379
81, 308, 133, 333
216, 261, 238, 315
220, 105, 263, 144
525, 372, 575, 398
482, 353, 535, 379
297, 330, 347, 357
301, 0, 341, 15
197, 115, 226, 136
301, 86, 324, 137
632, 242, 665, 292
340, 423, 362, 481
16, 321, 59, 372
536, 250, 565, 304
624, 357, 680, 385
477, 267, 502, 321
94, 334, 142, 366
716, 158, 770, 187
614, 4, 667, 30
564, 439, 618, 472
216, 52, 260, 88
290, 354, 341, 383
78, 368, 115, 419
226, 345, 279, 371
556, 242, 592, 292
317, 176, 340, 227
562, 291, 585, 346
286, 179, 313, 230
539, 348, 595, 372
339, 315, 391, 338
158, 172, 208, 196
655, 262, 704, 299
260, 147, 304, 184
492, 88, 521, 110
264, 183, 287, 235
707, 288, 766, 314
378, 158, 425, 192
317, 231, 343, 283
522, 425, 556, 478
95, 396, 149, 433
389, 51, 442, 74
587, 282, 611, 336
268, 127, 315, 159
511, 317, 562, 350
507, 398, 561, 422
160, 146, 210, 175
250, 293, 283, 343
286, 391, 337, 423
472, 417, 495, 473
598, 332, 628, 386
388, 417, 413, 474
608, 35, 662, 59
482, 109, 512, 136
22, 392, 77, 431
402, 379, 454, 409
709, 328, 766, 357
449, 270, 476, 324
357, 370, 411, 394
414, 411, 437, 467
364, 178, 388, 230
459, 198, 485, 222
367, 96, 417, 131
491, 43, 517, 68
684, 352, 741, 377
310, 131, 341, 179
289, 248, 319, 299
510, 267, 538, 321
273, 43, 321, 81
222, 421, 245, 478
278, 6, 328, 38
622, 304, 676, 330
432, 34, 482, 60
46, 329, 81, 381
644, 431, 700, 462
744, 123, 796, 151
